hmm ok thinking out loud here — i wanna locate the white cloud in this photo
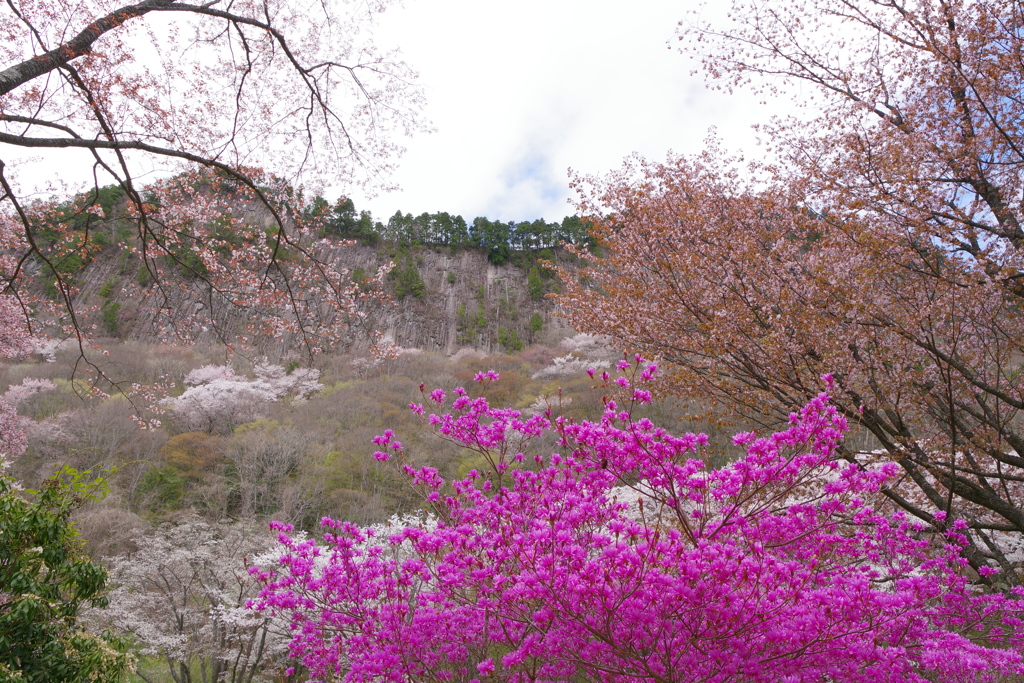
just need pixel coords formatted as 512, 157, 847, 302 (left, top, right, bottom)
5, 0, 798, 222
346, 0, 797, 222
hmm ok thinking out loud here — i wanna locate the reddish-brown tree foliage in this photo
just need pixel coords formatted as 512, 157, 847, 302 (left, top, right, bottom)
559, 0, 1024, 581
0, 0, 426, 349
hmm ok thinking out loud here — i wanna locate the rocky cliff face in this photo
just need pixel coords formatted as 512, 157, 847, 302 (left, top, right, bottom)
62, 241, 574, 355
334, 245, 573, 355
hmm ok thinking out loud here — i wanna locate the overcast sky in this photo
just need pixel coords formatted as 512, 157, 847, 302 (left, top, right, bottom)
345, 0, 794, 223
6, 0, 796, 222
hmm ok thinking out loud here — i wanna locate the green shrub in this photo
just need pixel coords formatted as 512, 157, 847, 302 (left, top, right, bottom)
169, 247, 208, 280
98, 278, 117, 299
0, 470, 134, 682
527, 265, 544, 300
135, 266, 154, 287
116, 250, 134, 276
497, 327, 524, 353
101, 301, 121, 335
389, 263, 425, 299
137, 466, 185, 513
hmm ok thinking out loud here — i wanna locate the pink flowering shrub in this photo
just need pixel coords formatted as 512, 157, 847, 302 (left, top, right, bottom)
251, 362, 1024, 682
0, 398, 26, 466
2, 377, 57, 406
0, 296, 32, 464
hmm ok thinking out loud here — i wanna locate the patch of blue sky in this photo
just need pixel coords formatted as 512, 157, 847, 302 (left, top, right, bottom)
479, 152, 570, 222
347, 0, 801, 225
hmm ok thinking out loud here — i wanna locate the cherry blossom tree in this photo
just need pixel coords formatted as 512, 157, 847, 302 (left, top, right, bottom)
107, 169, 397, 351
0, 293, 31, 463
164, 361, 322, 434
0, 0, 425, 349
558, 0, 1024, 582
93, 517, 288, 683
2, 377, 56, 407
251, 366, 1024, 682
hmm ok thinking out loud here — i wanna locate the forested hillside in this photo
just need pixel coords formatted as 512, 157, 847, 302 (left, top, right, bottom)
22, 181, 586, 354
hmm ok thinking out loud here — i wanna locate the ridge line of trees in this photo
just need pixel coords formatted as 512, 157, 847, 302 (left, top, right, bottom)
314, 197, 594, 265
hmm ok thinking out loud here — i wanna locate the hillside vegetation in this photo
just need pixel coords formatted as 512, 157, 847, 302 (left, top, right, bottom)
2, 336, 727, 552
24, 183, 588, 354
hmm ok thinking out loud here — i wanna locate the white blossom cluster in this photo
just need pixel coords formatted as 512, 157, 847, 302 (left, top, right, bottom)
1, 377, 56, 406
532, 355, 611, 380
531, 334, 617, 380
558, 333, 615, 356
524, 394, 573, 416
90, 519, 289, 682
165, 361, 323, 433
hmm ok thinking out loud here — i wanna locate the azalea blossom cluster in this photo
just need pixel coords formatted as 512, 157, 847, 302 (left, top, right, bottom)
251, 362, 1024, 682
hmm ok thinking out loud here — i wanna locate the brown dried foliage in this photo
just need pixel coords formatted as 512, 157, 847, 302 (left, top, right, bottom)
560, 0, 1024, 582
